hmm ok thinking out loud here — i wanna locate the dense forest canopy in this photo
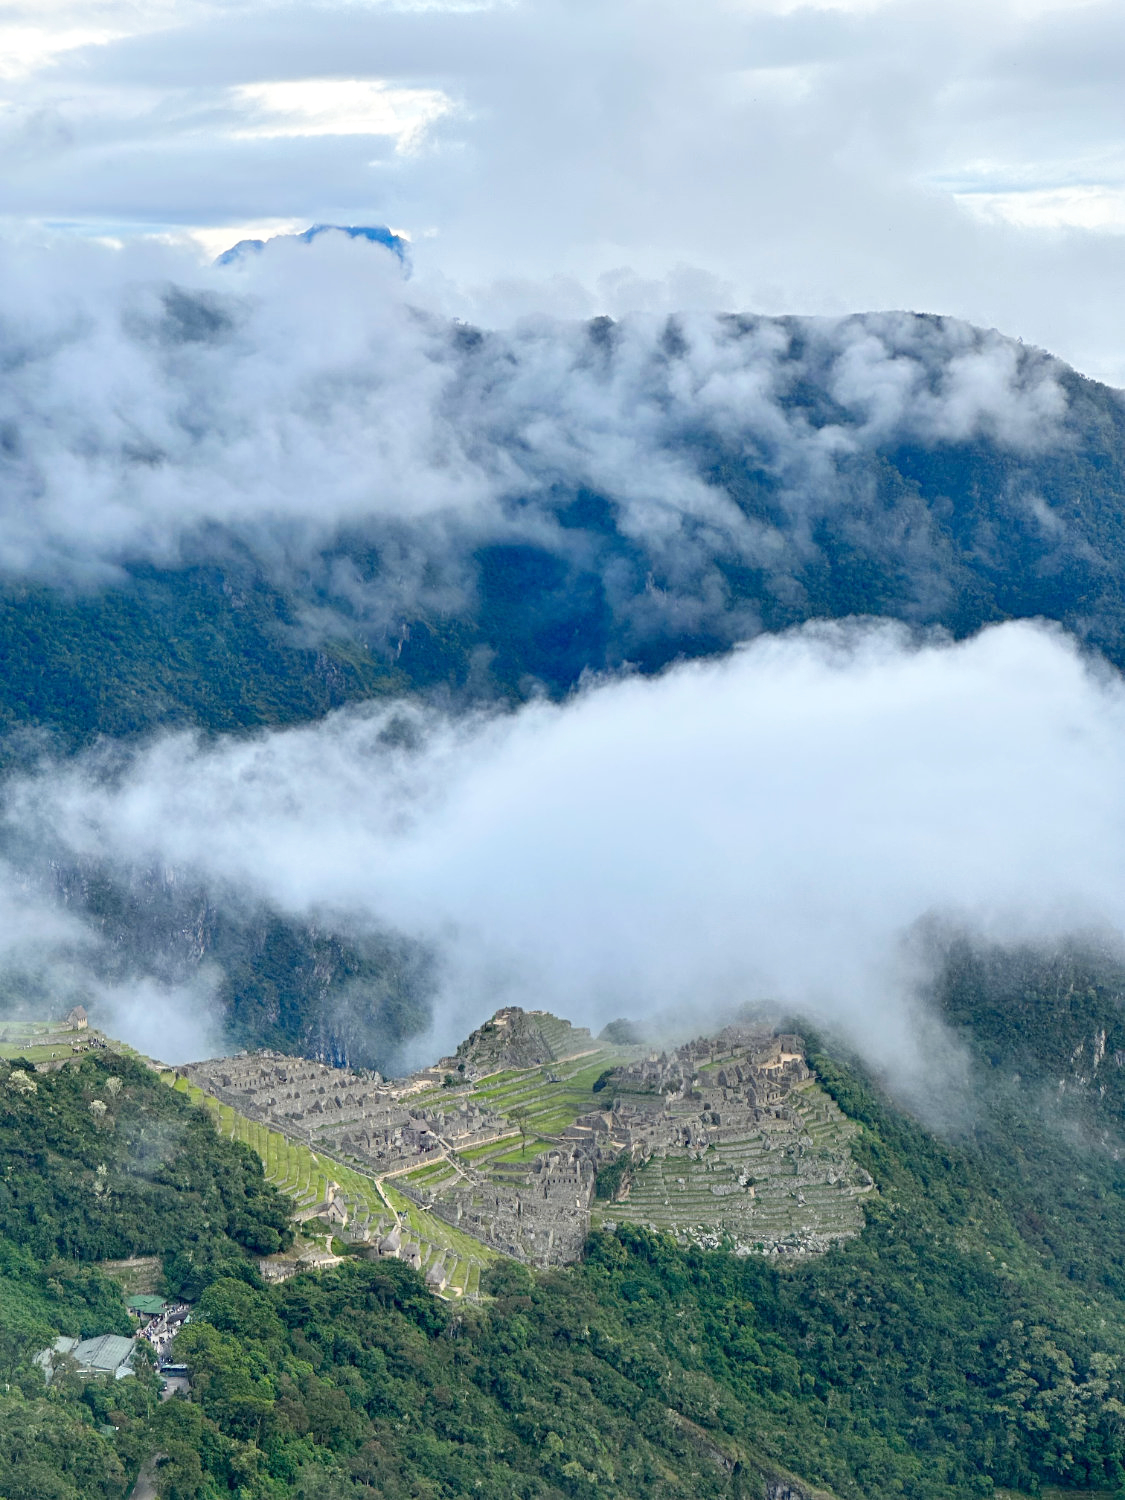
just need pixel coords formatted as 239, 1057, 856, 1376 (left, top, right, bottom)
7, 1003, 1125, 1499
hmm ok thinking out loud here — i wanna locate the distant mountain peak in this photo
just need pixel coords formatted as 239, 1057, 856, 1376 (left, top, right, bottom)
215, 223, 408, 266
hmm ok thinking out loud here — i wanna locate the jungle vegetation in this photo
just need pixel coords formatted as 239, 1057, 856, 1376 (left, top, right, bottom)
6, 990, 1125, 1500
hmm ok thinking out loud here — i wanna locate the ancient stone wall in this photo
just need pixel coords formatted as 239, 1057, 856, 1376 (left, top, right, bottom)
186, 1015, 866, 1269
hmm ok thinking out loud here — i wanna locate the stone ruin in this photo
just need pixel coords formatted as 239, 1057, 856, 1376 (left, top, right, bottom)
181, 1050, 510, 1174
593, 1028, 873, 1256
184, 1015, 871, 1270
410, 1025, 868, 1266
421, 1146, 597, 1266
605, 1029, 811, 1156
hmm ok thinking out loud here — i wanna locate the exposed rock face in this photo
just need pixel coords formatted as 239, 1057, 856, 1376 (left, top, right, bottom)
452, 1008, 596, 1073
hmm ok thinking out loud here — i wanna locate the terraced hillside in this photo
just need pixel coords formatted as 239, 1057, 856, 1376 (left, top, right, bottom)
0, 1014, 108, 1066
596, 1077, 871, 1255
396, 1048, 627, 1263
170, 1073, 496, 1298
184, 1009, 873, 1271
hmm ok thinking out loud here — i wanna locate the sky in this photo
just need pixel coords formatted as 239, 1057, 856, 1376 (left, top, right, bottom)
2, 0, 1125, 382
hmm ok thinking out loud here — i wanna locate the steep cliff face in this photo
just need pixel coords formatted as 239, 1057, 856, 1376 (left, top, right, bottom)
933, 932, 1125, 1125
0, 857, 433, 1070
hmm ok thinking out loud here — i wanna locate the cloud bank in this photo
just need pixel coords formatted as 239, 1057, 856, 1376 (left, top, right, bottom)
8, 617, 1125, 1087
0, 233, 1073, 648
5, 1, 1125, 380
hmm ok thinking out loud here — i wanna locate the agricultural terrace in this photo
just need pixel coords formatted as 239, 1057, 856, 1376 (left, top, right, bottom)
170, 1074, 496, 1296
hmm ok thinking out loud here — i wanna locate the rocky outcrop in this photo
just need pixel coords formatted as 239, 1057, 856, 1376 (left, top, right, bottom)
453, 1007, 596, 1073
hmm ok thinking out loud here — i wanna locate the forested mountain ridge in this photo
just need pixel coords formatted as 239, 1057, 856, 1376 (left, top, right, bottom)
1, 312, 1124, 749
7, 1015, 1125, 1500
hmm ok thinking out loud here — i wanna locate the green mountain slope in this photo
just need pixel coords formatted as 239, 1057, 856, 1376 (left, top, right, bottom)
0, 1047, 295, 1498
0, 566, 403, 755
1, 337, 1124, 756
7, 1008, 1125, 1500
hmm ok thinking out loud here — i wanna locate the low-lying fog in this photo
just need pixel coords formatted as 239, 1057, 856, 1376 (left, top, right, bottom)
5, 617, 1125, 1090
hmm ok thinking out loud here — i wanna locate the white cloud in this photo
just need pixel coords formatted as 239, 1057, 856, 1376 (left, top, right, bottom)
92, 973, 224, 1064
0, 235, 1068, 612
230, 78, 452, 144
2, 1, 1125, 379
178, 215, 310, 256
0, 25, 124, 79
11, 618, 1125, 1086
955, 184, 1125, 232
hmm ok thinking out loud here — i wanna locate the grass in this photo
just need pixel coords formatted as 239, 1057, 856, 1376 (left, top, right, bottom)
402, 1051, 627, 1210
0, 1042, 83, 1062
0, 1023, 148, 1068
381, 1181, 500, 1272
488, 1138, 555, 1164
458, 1136, 522, 1162
96, 1256, 163, 1295
400, 1161, 458, 1185
168, 1073, 497, 1297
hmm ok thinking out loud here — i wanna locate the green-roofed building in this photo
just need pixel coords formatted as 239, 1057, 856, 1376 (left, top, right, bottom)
127, 1295, 168, 1318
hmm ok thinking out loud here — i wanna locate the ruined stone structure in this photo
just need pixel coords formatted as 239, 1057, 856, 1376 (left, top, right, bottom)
181, 1050, 508, 1174
421, 1146, 597, 1265
184, 1013, 870, 1270
412, 1023, 867, 1264
606, 1029, 811, 1156
596, 1028, 871, 1256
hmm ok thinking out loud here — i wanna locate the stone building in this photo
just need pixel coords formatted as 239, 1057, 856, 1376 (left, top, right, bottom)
185, 1015, 859, 1272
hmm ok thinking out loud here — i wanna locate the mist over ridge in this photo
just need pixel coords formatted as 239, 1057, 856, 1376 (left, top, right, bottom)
2, 231, 1124, 709
5, 235, 1125, 1085
4, 615, 1125, 1100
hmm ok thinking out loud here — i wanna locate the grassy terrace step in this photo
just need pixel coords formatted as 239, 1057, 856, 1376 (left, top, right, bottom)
168, 1074, 497, 1297
0, 1020, 138, 1065
488, 1140, 556, 1166
597, 1081, 867, 1250
409, 1050, 630, 1209
457, 1136, 522, 1163
401, 1160, 459, 1185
